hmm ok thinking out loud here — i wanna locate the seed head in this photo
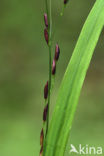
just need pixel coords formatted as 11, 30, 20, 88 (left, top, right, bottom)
40, 128, 44, 146
44, 13, 48, 28
43, 104, 48, 121
44, 81, 48, 99
44, 28, 49, 44
55, 44, 60, 61
52, 59, 56, 75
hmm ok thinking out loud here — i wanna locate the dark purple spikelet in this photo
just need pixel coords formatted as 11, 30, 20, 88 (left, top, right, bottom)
40, 128, 44, 146
55, 44, 60, 61
52, 59, 56, 75
44, 13, 48, 28
64, 0, 68, 4
43, 104, 48, 121
44, 28, 49, 44
40, 146, 43, 156
44, 81, 48, 99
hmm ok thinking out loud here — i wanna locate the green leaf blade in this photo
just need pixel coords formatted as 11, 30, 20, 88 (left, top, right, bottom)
44, 0, 104, 155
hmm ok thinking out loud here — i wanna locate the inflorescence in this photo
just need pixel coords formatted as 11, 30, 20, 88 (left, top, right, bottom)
40, 0, 69, 155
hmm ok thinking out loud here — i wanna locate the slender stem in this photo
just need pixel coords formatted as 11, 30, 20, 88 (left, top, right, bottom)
46, 0, 52, 135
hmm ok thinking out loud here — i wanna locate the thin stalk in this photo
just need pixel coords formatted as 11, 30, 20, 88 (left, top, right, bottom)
46, 0, 52, 135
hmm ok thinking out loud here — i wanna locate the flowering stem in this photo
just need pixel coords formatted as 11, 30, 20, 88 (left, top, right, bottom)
46, 0, 52, 135
41, 1, 60, 155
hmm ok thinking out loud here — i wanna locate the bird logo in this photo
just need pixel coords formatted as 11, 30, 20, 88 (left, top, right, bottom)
70, 144, 79, 154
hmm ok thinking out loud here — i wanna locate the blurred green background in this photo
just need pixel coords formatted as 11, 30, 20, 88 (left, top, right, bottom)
0, 0, 104, 156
